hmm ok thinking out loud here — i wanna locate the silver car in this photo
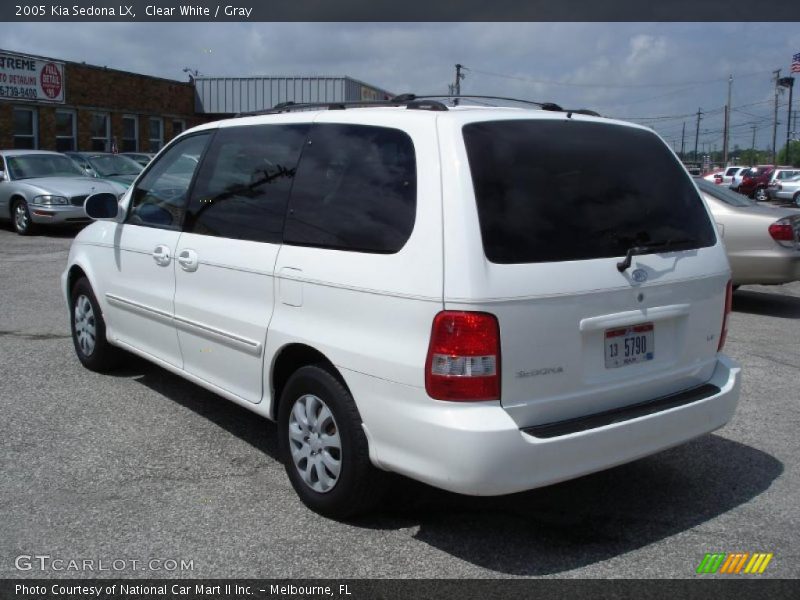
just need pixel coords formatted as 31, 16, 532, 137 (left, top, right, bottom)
697, 178, 800, 286
0, 150, 124, 235
770, 175, 800, 205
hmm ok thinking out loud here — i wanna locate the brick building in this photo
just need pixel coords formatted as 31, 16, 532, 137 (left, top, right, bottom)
0, 49, 201, 153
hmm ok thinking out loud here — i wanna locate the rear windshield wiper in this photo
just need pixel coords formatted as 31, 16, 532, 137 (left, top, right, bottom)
617, 238, 698, 272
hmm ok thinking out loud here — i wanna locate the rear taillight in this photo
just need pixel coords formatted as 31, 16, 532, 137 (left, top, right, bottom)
718, 280, 733, 352
768, 218, 795, 242
425, 311, 500, 401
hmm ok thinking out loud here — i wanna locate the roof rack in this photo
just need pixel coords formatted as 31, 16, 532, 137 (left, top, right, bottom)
234, 94, 601, 118
235, 96, 449, 117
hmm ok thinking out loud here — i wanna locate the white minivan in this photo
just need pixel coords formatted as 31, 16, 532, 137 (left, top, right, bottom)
63, 97, 741, 518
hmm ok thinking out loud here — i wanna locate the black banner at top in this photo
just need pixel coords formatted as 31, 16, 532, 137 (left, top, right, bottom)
0, 0, 799, 22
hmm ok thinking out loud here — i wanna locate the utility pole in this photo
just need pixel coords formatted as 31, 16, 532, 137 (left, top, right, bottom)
723, 74, 733, 165
454, 64, 465, 96
772, 69, 781, 164
694, 108, 703, 163
778, 76, 794, 165
680, 122, 686, 159
751, 125, 757, 162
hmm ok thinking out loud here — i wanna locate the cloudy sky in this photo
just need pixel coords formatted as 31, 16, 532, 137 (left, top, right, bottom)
1, 22, 798, 152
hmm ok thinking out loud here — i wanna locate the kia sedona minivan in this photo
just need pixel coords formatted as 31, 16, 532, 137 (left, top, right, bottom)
63, 97, 741, 518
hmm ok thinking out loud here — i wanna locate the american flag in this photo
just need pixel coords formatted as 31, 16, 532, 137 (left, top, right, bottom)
793, 52, 800, 74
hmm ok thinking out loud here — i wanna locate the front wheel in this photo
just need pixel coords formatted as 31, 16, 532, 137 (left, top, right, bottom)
278, 365, 386, 519
12, 198, 35, 235
70, 278, 123, 372
794, 192, 800, 208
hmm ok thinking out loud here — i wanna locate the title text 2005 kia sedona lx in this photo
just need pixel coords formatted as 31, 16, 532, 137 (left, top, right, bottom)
63, 98, 741, 518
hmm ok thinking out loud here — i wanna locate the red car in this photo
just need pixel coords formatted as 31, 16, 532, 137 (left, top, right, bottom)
736, 165, 774, 201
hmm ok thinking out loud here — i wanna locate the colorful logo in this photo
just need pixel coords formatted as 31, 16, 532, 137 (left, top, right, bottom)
696, 552, 774, 574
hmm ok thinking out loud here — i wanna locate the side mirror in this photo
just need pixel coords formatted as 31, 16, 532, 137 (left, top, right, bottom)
85, 193, 119, 220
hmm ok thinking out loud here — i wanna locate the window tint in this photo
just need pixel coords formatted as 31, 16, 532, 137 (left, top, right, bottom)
463, 120, 716, 264
185, 124, 309, 243
284, 124, 416, 254
127, 133, 211, 230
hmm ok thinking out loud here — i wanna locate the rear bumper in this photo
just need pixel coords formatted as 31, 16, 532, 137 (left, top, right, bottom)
348, 354, 741, 496
730, 252, 800, 285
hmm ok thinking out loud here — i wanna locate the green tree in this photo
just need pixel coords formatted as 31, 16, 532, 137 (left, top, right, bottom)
776, 141, 800, 167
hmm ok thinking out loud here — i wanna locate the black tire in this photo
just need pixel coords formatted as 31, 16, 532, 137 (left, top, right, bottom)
794, 192, 800, 208
277, 364, 386, 519
755, 187, 768, 202
70, 277, 123, 372
11, 198, 36, 235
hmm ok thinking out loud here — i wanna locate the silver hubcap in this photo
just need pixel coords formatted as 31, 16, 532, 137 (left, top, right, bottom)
288, 394, 342, 493
14, 203, 28, 231
74, 295, 97, 356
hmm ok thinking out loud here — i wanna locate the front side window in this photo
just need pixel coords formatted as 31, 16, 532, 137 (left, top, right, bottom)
463, 120, 716, 264
127, 133, 211, 230
91, 113, 110, 151
186, 124, 309, 243
283, 123, 417, 253
13, 108, 37, 149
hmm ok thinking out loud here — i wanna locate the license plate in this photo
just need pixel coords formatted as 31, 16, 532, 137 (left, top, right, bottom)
605, 323, 654, 368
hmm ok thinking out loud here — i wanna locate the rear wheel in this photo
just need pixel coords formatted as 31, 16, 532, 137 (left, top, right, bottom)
794, 192, 800, 207
755, 187, 768, 202
278, 365, 386, 519
12, 198, 35, 235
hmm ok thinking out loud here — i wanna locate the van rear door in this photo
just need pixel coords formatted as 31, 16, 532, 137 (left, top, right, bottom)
439, 115, 731, 428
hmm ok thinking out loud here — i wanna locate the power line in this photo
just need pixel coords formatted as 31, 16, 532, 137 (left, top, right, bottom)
463, 65, 771, 90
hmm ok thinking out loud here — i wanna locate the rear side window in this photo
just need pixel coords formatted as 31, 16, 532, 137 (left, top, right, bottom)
463, 120, 716, 264
185, 124, 309, 243
283, 124, 416, 254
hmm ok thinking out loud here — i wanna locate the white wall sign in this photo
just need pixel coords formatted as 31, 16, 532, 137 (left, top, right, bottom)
0, 52, 65, 103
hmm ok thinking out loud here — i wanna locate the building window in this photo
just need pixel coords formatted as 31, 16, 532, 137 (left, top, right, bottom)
13, 107, 37, 149
91, 112, 110, 151
122, 115, 138, 152
55, 110, 76, 151
172, 119, 186, 139
149, 118, 164, 152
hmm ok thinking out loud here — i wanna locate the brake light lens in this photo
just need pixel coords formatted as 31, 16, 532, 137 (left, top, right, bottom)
768, 218, 795, 242
425, 311, 500, 401
718, 280, 733, 352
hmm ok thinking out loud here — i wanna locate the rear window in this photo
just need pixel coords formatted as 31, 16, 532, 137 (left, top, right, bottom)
462, 119, 717, 264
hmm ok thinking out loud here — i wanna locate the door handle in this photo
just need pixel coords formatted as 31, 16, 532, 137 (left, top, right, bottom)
152, 245, 171, 266
177, 248, 199, 272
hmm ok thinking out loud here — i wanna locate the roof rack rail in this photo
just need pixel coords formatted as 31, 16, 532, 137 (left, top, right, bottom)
234, 96, 448, 117
233, 94, 601, 118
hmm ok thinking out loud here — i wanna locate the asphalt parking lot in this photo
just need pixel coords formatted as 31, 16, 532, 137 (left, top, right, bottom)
1, 225, 798, 579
